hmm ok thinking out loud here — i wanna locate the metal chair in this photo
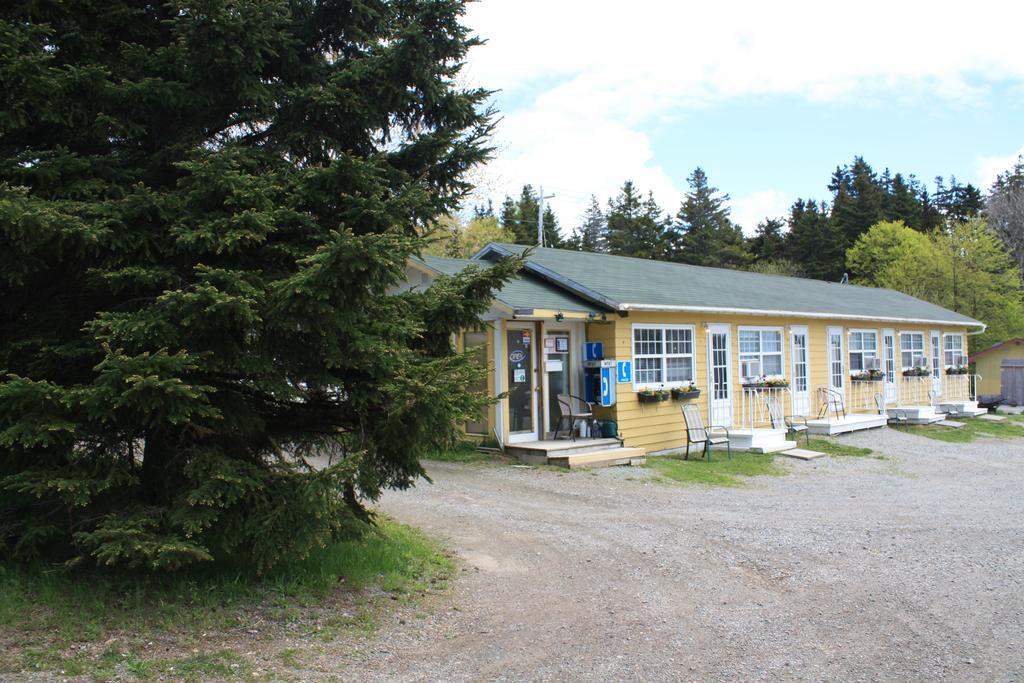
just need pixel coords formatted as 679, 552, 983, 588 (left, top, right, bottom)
555, 393, 595, 441
817, 387, 846, 420
766, 396, 809, 446
681, 404, 731, 461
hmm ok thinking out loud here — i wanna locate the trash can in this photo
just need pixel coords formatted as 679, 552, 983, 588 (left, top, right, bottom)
599, 420, 618, 439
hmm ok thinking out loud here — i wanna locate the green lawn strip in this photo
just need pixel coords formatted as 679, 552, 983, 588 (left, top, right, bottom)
0, 516, 453, 680
907, 415, 1024, 443
643, 452, 788, 487
806, 437, 884, 459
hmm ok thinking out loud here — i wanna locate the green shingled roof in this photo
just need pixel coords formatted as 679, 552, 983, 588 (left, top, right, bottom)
475, 244, 984, 328
416, 255, 601, 314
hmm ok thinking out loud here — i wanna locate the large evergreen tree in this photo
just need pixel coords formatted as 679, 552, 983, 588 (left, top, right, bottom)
672, 168, 749, 268
785, 198, 845, 281
574, 195, 608, 253
0, 0, 518, 570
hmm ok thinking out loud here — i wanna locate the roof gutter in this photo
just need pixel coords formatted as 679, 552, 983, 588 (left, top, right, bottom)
619, 303, 987, 330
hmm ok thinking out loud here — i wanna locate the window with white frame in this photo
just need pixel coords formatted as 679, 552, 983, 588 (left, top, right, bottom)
848, 330, 878, 372
632, 325, 694, 387
900, 332, 925, 370
944, 334, 965, 367
738, 328, 783, 379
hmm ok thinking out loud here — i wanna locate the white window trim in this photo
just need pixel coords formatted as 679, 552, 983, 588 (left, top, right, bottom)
944, 333, 966, 368
631, 323, 696, 390
848, 328, 879, 373
737, 326, 785, 380
899, 330, 926, 371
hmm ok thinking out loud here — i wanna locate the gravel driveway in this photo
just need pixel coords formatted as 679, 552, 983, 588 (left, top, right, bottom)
335, 428, 1024, 682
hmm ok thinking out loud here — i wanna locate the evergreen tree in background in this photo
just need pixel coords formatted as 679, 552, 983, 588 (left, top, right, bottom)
605, 181, 669, 259
574, 195, 608, 253
986, 157, 1024, 271
934, 176, 984, 223
749, 218, 787, 262
499, 185, 562, 247
828, 157, 885, 247
0, 0, 518, 570
785, 199, 845, 281
673, 168, 750, 268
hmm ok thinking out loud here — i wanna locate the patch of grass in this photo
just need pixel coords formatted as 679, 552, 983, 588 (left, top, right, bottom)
643, 452, 787, 487
0, 516, 453, 679
806, 437, 884, 459
908, 415, 1024, 443
423, 440, 502, 463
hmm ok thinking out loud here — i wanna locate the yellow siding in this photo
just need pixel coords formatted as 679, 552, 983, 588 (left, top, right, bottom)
587, 312, 976, 454
973, 340, 1024, 395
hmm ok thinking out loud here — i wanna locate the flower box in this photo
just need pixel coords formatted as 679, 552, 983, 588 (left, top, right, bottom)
671, 388, 701, 401
637, 390, 670, 404
851, 371, 884, 382
902, 367, 930, 377
945, 366, 970, 375
741, 382, 790, 390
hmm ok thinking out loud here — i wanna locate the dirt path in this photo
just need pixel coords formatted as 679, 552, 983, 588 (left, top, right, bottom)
329, 430, 1024, 681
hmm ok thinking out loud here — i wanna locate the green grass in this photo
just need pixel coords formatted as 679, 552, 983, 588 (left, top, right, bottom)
0, 516, 453, 680
907, 414, 1024, 443
422, 440, 502, 463
643, 451, 788, 487
806, 437, 884, 459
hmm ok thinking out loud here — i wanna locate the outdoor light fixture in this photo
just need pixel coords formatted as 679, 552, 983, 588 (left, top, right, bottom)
554, 311, 565, 322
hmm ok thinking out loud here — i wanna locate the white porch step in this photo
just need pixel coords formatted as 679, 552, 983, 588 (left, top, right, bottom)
506, 438, 622, 462
547, 447, 646, 469
937, 400, 987, 418
728, 428, 797, 453
887, 405, 945, 424
806, 413, 888, 436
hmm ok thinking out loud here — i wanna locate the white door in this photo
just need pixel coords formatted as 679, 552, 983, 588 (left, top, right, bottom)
506, 322, 540, 443
883, 329, 897, 403
790, 326, 810, 416
827, 326, 845, 394
707, 324, 732, 427
930, 330, 942, 397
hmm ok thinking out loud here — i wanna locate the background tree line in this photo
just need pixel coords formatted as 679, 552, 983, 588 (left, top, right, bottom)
430, 155, 1024, 349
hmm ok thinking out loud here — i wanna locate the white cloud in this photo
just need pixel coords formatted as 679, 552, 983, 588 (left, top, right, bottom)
730, 190, 792, 236
461, 0, 1024, 235
977, 145, 1024, 191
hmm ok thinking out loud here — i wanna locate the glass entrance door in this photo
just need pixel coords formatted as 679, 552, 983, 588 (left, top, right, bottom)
506, 323, 539, 442
883, 329, 897, 403
545, 330, 571, 437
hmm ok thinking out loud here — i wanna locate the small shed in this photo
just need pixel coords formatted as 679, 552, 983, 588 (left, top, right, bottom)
970, 338, 1024, 405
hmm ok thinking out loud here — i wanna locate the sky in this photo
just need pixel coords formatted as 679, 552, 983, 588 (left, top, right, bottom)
460, 0, 1024, 237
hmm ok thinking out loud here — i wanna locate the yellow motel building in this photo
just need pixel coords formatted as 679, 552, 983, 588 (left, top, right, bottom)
406, 244, 985, 466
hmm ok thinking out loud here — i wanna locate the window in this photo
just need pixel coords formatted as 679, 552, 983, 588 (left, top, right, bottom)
848, 330, 878, 372
900, 332, 925, 370
738, 328, 783, 379
944, 334, 965, 367
632, 325, 694, 387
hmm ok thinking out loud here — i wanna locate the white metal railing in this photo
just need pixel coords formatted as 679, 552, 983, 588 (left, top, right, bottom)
737, 386, 789, 429
898, 376, 932, 405
940, 373, 978, 401
849, 379, 885, 414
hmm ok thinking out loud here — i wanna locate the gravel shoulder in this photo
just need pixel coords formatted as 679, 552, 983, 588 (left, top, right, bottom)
328, 428, 1024, 682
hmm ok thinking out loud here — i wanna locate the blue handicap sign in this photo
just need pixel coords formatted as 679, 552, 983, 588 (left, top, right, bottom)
616, 360, 632, 384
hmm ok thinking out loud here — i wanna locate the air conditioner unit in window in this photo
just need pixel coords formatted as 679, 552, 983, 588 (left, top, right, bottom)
913, 356, 927, 367
865, 357, 881, 371
740, 359, 761, 380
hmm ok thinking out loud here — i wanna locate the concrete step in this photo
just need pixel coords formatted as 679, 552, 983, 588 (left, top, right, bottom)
779, 448, 826, 460
547, 447, 646, 469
